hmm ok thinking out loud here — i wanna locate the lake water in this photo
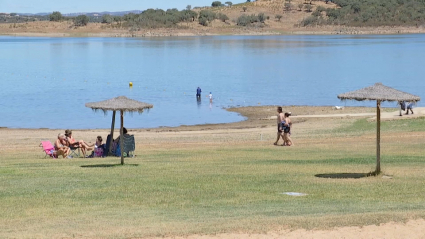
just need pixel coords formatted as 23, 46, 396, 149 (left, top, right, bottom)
1, 34, 424, 129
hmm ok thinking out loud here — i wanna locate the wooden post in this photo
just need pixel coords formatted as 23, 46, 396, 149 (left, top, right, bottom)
376, 100, 381, 174
109, 111, 116, 155
120, 110, 124, 165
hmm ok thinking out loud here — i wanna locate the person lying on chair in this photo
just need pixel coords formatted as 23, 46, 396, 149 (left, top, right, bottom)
65, 129, 93, 157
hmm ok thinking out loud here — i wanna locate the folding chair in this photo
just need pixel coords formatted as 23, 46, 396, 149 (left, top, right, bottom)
69, 146, 81, 158
40, 141, 56, 158
122, 134, 135, 158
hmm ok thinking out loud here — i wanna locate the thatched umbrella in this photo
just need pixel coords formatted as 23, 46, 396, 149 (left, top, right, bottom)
338, 83, 420, 174
86, 96, 153, 165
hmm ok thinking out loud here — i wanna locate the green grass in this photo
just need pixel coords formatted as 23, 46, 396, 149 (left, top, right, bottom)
331, 117, 425, 135
1, 119, 425, 237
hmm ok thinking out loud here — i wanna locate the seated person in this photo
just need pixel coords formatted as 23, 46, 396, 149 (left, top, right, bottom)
54, 134, 71, 158
113, 127, 129, 145
113, 127, 130, 156
65, 129, 94, 157
94, 136, 105, 157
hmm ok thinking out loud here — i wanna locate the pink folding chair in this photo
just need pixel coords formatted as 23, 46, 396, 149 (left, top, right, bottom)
40, 141, 57, 158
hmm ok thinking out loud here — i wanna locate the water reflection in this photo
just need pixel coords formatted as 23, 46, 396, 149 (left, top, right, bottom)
197, 96, 201, 109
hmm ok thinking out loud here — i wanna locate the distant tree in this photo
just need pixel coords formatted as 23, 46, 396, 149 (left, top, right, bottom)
101, 14, 113, 24
113, 16, 122, 24
258, 13, 266, 23
246, 0, 251, 2
49, 11, 63, 22
10, 13, 17, 16
243, 6, 248, 12
186, 5, 192, 10
237, 14, 259, 26
225, 1, 233, 7
217, 13, 229, 22
305, 4, 313, 12
199, 17, 208, 26
74, 15, 89, 26
181, 10, 198, 22
284, 3, 293, 11
351, 3, 361, 13
198, 10, 217, 26
275, 14, 283, 21
298, 3, 304, 11
325, 0, 330, 3
212, 1, 222, 7
237, 15, 250, 26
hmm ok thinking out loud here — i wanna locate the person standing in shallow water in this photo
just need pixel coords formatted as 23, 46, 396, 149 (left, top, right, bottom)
273, 107, 285, 146
196, 87, 202, 99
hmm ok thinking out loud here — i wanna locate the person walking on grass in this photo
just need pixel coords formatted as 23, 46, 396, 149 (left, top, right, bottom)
283, 112, 293, 146
273, 107, 285, 146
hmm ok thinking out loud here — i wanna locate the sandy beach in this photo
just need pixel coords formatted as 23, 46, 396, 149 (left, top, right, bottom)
1, 105, 425, 238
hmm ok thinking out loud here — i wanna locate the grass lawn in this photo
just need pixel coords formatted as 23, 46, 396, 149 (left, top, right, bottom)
1, 117, 425, 238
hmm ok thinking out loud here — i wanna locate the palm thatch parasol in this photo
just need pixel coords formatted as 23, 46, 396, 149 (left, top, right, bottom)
86, 96, 153, 165
338, 83, 420, 174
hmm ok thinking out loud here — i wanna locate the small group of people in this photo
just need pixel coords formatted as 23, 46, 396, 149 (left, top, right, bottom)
274, 107, 293, 146
196, 87, 213, 102
53, 129, 105, 158
400, 101, 414, 116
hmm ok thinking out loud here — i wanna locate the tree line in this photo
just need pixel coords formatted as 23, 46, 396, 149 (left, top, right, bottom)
302, 0, 425, 27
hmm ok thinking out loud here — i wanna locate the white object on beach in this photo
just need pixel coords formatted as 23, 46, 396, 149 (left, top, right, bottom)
333, 106, 344, 110
281, 192, 308, 196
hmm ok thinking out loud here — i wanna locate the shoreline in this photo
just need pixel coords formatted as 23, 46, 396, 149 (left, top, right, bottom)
1, 25, 425, 38
0, 105, 402, 131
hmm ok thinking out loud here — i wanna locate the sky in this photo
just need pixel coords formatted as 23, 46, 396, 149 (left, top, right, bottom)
0, 0, 236, 14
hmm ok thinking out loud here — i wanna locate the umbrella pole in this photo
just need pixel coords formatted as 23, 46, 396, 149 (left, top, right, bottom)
120, 110, 124, 165
109, 111, 116, 155
376, 100, 381, 174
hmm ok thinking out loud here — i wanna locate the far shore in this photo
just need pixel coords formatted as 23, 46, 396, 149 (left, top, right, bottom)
1, 22, 425, 38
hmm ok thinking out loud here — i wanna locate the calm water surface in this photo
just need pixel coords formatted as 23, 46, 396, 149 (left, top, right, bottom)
0, 34, 424, 129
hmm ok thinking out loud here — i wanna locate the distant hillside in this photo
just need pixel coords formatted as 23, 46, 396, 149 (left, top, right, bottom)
15, 10, 143, 17
302, 0, 425, 27
2, 0, 425, 36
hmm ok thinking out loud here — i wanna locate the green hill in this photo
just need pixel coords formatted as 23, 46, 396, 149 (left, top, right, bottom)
303, 0, 425, 27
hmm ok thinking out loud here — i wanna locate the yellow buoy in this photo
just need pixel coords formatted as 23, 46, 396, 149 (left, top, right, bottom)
129, 82, 133, 87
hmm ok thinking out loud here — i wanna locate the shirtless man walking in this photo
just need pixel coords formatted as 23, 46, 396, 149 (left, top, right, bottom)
273, 107, 285, 146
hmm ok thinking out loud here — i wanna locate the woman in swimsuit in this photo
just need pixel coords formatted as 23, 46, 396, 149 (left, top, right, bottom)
54, 134, 71, 158
283, 112, 293, 146
65, 129, 94, 157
